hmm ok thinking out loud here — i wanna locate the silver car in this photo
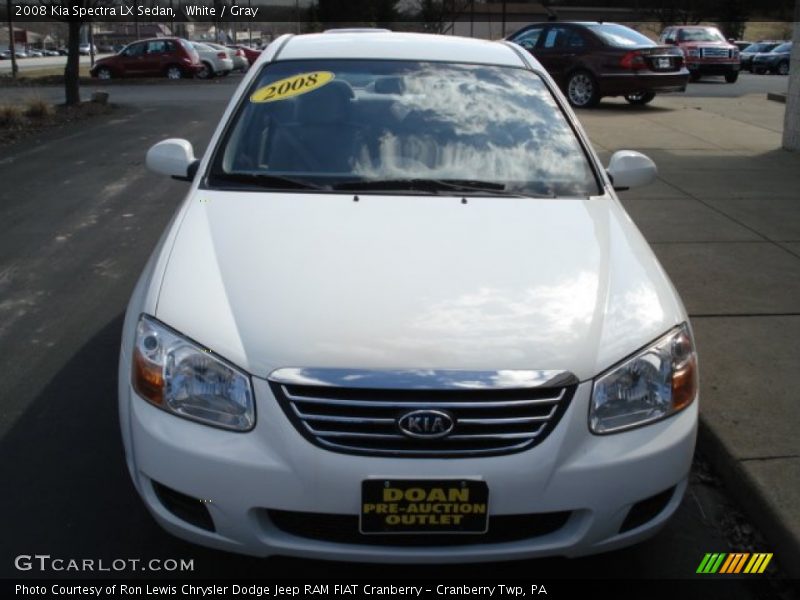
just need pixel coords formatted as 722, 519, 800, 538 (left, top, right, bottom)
205, 41, 249, 72
190, 42, 234, 79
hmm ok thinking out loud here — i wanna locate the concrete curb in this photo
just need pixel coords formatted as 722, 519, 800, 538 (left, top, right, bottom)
767, 92, 787, 103
697, 417, 800, 578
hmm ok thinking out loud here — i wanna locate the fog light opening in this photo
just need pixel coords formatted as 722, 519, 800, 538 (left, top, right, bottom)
619, 487, 676, 533
152, 480, 215, 532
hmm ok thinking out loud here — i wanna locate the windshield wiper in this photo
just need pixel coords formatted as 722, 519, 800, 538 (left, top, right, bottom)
209, 172, 325, 190
332, 178, 509, 194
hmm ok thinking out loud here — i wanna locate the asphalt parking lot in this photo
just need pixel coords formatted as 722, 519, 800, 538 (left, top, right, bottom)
0, 73, 796, 594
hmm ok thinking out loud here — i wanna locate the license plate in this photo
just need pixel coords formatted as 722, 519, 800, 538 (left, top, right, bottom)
657, 57, 671, 69
360, 479, 489, 534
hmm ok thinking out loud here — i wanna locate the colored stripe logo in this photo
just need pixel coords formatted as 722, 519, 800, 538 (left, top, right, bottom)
697, 553, 773, 574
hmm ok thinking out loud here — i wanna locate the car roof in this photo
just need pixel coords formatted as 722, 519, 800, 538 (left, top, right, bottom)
276, 31, 526, 67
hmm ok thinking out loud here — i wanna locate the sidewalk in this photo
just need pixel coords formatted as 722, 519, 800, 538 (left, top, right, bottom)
581, 93, 800, 578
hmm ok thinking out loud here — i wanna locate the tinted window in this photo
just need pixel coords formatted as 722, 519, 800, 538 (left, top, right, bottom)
211, 60, 599, 197
122, 43, 145, 57
542, 28, 562, 49
147, 41, 169, 54
512, 27, 544, 50
541, 27, 584, 49
588, 24, 654, 47
677, 28, 725, 43
772, 42, 792, 53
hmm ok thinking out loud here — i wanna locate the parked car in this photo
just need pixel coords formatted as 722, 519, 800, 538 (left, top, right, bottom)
740, 41, 784, 71
507, 21, 688, 107
659, 25, 740, 82
27, 49, 44, 57
79, 43, 97, 56
0, 50, 7, 60
752, 41, 793, 75
226, 43, 261, 64
205, 41, 249, 72
731, 40, 753, 52
190, 42, 234, 79
126, 30, 698, 560
44, 49, 61, 56
90, 38, 202, 80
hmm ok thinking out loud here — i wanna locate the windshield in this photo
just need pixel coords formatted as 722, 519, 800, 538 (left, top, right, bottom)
744, 42, 779, 53
677, 28, 725, 43
588, 24, 654, 48
208, 60, 600, 197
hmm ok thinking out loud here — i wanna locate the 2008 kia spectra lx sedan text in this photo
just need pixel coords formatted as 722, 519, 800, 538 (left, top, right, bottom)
119, 30, 698, 562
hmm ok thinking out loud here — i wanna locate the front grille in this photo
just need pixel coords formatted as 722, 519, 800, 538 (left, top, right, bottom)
701, 47, 731, 58
269, 378, 575, 458
266, 509, 571, 546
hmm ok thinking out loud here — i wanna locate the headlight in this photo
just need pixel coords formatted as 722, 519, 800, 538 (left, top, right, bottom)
132, 315, 255, 431
590, 324, 697, 434
686, 48, 701, 58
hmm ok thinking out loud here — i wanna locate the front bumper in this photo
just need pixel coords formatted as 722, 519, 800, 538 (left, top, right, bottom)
119, 363, 697, 562
685, 61, 740, 75
752, 60, 781, 72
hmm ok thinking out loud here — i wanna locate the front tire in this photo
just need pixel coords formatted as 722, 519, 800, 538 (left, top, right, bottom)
565, 70, 600, 108
96, 67, 112, 80
165, 65, 183, 80
725, 71, 739, 83
625, 91, 656, 105
689, 71, 701, 82
776, 61, 790, 76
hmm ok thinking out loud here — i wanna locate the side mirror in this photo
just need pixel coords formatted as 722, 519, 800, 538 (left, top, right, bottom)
146, 138, 199, 181
606, 150, 657, 191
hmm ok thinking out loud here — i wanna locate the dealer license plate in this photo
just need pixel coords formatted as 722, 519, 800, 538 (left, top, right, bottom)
360, 479, 489, 534
657, 57, 672, 69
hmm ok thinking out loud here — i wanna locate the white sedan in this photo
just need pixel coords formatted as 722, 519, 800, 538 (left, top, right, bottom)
190, 41, 234, 79
121, 30, 698, 561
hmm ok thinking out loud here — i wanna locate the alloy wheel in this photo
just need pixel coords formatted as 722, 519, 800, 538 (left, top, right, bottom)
567, 73, 595, 107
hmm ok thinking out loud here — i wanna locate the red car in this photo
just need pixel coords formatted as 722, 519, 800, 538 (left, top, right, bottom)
659, 26, 740, 82
91, 38, 203, 80
226, 44, 261, 64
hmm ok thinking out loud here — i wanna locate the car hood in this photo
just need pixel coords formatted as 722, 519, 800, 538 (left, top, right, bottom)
155, 192, 685, 382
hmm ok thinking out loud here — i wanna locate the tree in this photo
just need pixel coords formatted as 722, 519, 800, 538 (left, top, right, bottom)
36, 0, 114, 106
782, 0, 800, 150
312, 0, 399, 27
407, 0, 473, 34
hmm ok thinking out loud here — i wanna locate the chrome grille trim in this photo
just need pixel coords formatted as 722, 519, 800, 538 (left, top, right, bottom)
282, 385, 566, 408
269, 367, 578, 389
269, 368, 576, 458
315, 437, 536, 456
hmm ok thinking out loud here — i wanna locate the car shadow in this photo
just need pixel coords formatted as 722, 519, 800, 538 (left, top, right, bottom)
583, 102, 675, 113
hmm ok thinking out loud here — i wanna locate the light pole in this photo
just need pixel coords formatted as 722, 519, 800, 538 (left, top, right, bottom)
782, 1, 800, 150
6, 0, 18, 78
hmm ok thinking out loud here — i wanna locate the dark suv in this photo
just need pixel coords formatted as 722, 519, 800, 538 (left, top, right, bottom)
507, 22, 688, 108
752, 42, 793, 75
90, 38, 202, 80
740, 41, 784, 71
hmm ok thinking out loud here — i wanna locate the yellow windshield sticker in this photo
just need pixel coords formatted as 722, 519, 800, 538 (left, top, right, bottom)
250, 71, 335, 103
